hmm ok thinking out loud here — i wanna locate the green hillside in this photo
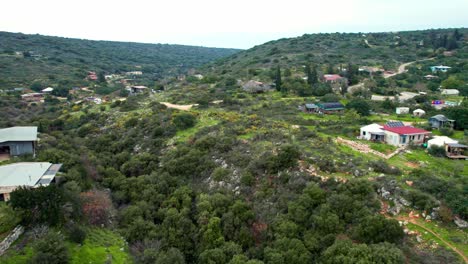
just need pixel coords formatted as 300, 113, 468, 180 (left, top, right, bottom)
0, 31, 240, 88
208, 28, 467, 78
1, 28, 467, 264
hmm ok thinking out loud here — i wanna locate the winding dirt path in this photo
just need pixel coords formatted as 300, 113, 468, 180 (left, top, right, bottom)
396, 217, 468, 263
348, 57, 435, 93
160, 102, 196, 111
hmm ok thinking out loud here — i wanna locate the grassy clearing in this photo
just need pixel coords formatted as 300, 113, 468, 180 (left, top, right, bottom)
174, 110, 220, 142
69, 228, 131, 264
388, 149, 467, 175
1, 228, 132, 264
0, 204, 20, 241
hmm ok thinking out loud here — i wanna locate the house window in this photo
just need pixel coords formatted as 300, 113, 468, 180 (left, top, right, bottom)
363, 131, 366, 135
0, 193, 4, 202
418, 135, 421, 140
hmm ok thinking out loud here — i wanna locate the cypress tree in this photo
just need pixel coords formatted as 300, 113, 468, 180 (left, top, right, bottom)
275, 66, 282, 92
453, 29, 462, 41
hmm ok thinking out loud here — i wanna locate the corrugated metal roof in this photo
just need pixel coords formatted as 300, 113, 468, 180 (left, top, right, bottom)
0, 127, 38, 143
447, 143, 468, 148
305, 103, 318, 109
0, 162, 53, 187
318, 102, 344, 110
430, 115, 452, 122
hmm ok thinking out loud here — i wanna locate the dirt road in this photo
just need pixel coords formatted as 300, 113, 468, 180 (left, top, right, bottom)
348, 57, 435, 94
160, 102, 196, 111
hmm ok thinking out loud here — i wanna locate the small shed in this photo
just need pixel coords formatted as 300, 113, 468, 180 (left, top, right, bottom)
396, 107, 409, 115
304, 103, 318, 113
427, 136, 458, 149
413, 109, 426, 117
41, 87, 54, 93
317, 102, 345, 114
360, 124, 385, 141
441, 89, 460, 96
429, 115, 454, 129
445, 143, 467, 159
0, 126, 38, 157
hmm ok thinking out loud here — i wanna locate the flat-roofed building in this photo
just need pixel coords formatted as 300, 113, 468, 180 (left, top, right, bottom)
0, 162, 62, 201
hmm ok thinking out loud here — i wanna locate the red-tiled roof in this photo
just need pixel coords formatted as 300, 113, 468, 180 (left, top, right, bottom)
323, 74, 342, 81
383, 126, 430, 135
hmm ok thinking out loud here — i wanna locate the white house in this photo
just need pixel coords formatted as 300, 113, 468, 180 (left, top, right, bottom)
441, 89, 460, 96
382, 125, 431, 146
396, 107, 409, 115
359, 124, 385, 141
430, 65, 451, 73
41, 87, 54, 93
427, 136, 458, 149
413, 109, 426, 117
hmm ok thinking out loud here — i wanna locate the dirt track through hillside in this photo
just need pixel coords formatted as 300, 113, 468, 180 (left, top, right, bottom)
348, 58, 435, 93
396, 216, 468, 263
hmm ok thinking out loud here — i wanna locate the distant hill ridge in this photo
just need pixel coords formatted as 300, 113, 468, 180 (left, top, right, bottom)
0, 31, 240, 87
206, 28, 467, 78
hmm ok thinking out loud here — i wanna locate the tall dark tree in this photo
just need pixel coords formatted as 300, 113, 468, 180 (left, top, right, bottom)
305, 64, 318, 86
275, 66, 282, 92
98, 72, 106, 83
446, 37, 458, 51
453, 29, 462, 41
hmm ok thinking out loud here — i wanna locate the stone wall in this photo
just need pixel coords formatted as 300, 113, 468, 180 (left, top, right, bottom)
0, 225, 24, 256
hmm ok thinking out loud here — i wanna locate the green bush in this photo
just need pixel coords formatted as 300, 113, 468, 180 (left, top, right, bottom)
428, 146, 446, 157
173, 113, 197, 130
66, 224, 87, 244
31, 232, 70, 264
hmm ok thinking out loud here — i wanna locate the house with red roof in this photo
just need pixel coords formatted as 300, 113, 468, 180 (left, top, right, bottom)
382, 125, 431, 146
322, 74, 345, 83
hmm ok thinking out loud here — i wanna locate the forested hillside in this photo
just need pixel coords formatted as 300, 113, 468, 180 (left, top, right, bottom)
0, 32, 240, 88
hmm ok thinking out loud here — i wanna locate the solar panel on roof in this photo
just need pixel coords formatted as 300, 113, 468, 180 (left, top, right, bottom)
385, 121, 404, 127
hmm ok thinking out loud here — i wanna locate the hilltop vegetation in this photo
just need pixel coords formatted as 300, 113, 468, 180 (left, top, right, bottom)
207, 28, 467, 79
0, 31, 239, 88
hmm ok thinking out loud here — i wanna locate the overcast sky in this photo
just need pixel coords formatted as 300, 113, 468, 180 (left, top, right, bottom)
1, 0, 467, 49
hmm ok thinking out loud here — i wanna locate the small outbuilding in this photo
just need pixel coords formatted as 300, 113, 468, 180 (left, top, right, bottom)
429, 115, 454, 129
441, 89, 460, 96
413, 109, 426, 117
445, 143, 467, 159
41, 87, 54, 93
317, 102, 345, 114
427, 136, 458, 149
130, 85, 148, 94
304, 103, 318, 113
396, 107, 409, 115
0, 126, 38, 158
360, 124, 385, 142
430, 65, 451, 73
